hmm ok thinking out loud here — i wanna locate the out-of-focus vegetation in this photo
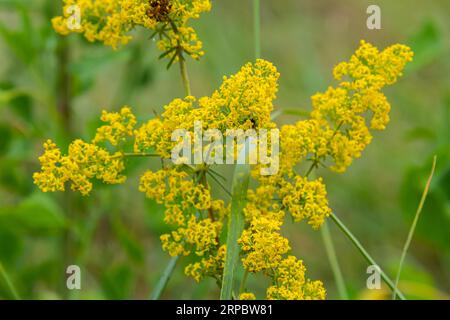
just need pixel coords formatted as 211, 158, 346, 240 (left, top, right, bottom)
0, 0, 449, 299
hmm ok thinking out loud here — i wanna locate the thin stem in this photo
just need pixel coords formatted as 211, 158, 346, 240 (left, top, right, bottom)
56, 33, 74, 299
330, 212, 406, 300
123, 152, 160, 158
178, 54, 191, 96
393, 155, 436, 300
309, 167, 347, 299
321, 221, 348, 300
56, 36, 72, 135
150, 256, 179, 300
305, 160, 318, 177
253, 0, 261, 59
207, 170, 232, 197
0, 262, 20, 300
209, 168, 227, 182
239, 270, 249, 295
168, 19, 192, 96
220, 163, 251, 300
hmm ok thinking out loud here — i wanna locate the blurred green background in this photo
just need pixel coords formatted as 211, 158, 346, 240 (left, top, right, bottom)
0, 0, 449, 299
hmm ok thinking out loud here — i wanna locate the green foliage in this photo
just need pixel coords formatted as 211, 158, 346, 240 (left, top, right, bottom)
220, 163, 250, 300
0, 0, 449, 300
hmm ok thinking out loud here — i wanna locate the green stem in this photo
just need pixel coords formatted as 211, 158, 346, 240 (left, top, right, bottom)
0, 262, 20, 300
393, 155, 436, 300
321, 221, 348, 300
123, 152, 160, 158
207, 171, 232, 197
168, 19, 192, 97
309, 168, 347, 299
220, 163, 251, 300
150, 256, 179, 300
253, 0, 261, 59
178, 54, 191, 96
330, 212, 406, 300
239, 270, 249, 295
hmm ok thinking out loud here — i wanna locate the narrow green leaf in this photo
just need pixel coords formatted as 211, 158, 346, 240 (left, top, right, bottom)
393, 155, 437, 300
166, 52, 178, 70
150, 256, 179, 300
330, 212, 406, 300
158, 47, 176, 60
321, 221, 348, 300
0, 261, 20, 300
220, 163, 250, 300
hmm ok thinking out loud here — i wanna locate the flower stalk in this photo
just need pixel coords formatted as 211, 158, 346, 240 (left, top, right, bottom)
330, 212, 406, 300
0, 262, 20, 300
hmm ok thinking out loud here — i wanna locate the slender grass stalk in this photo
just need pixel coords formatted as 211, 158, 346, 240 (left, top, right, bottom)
150, 256, 179, 300
178, 55, 191, 96
307, 169, 347, 300
330, 212, 406, 300
123, 152, 160, 158
253, 0, 261, 59
56, 36, 72, 135
0, 262, 20, 300
321, 221, 348, 300
239, 270, 249, 295
220, 163, 251, 300
271, 108, 310, 120
393, 155, 437, 300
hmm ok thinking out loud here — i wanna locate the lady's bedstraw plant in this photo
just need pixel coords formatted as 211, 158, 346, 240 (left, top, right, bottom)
34, 1, 413, 300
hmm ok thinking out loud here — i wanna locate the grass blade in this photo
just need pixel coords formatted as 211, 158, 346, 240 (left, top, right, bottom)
150, 256, 179, 300
321, 221, 349, 299
330, 212, 406, 300
0, 261, 20, 300
392, 155, 437, 300
220, 163, 250, 300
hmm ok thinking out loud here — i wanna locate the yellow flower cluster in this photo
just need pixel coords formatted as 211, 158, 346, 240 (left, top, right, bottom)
139, 168, 213, 225
184, 245, 226, 282
239, 213, 290, 272
34, 107, 138, 196
33, 41, 413, 299
280, 41, 413, 173
238, 41, 411, 299
266, 256, 326, 300
32, 139, 126, 196
239, 185, 326, 300
239, 292, 256, 300
279, 176, 331, 229
52, 0, 211, 60
161, 216, 222, 256
93, 106, 137, 146
134, 59, 279, 159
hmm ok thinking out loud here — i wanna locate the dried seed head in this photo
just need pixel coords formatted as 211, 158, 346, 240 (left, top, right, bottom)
147, 0, 172, 22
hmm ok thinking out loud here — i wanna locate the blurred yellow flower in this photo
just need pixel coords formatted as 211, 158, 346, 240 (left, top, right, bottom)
52, 0, 211, 61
